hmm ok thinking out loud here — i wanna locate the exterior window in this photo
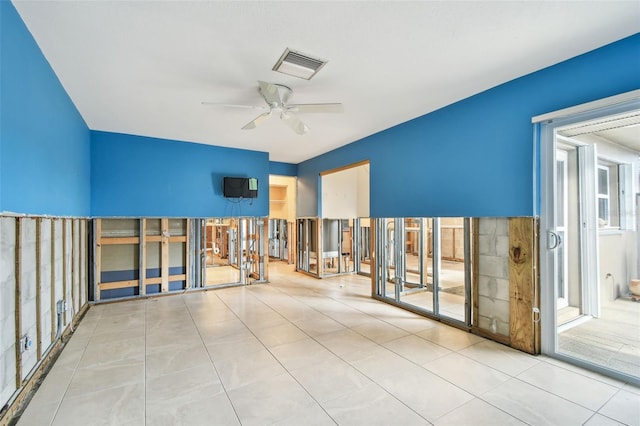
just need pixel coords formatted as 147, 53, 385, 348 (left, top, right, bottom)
597, 165, 610, 227
597, 162, 625, 229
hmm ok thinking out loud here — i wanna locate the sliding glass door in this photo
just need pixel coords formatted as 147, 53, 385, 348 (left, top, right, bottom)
539, 95, 640, 384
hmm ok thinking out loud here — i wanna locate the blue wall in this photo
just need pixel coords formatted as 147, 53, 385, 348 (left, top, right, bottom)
298, 34, 640, 218
0, 0, 90, 216
91, 131, 269, 217
269, 161, 297, 177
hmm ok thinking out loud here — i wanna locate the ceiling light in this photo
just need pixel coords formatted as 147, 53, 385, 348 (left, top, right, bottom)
273, 48, 327, 80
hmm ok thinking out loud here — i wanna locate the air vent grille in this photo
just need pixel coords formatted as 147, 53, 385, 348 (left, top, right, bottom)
283, 51, 324, 70
273, 48, 327, 80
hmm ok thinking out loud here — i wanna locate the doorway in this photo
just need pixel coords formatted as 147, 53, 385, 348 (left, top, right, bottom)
539, 93, 640, 383
197, 217, 266, 287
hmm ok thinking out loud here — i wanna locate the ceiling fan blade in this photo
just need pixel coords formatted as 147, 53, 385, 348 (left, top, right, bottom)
281, 112, 309, 135
242, 111, 271, 130
201, 102, 267, 110
258, 81, 282, 107
289, 103, 344, 113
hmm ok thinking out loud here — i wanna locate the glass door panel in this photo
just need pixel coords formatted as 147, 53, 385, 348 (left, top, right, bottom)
203, 218, 241, 286
399, 218, 434, 313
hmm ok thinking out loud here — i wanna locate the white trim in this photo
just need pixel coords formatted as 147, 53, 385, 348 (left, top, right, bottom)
532, 90, 640, 123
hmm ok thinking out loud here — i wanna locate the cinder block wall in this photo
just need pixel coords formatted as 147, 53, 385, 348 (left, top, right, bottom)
477, 218, 510, 336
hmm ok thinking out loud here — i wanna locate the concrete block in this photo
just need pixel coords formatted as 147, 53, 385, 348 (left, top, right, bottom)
479, 255, 508, 278
478, 295, 509, 323
478, 295, 509, 335
496, 218, 509, 236
478, 275, 509, 301
496, 235, 510, 258
478, 218, 497, 235
478, 234, 497, 256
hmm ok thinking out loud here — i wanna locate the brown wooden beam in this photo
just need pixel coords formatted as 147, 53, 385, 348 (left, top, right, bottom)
98, 280, 139, 291
35, 219, 42, 361
14, 218, 23, 388
99, 236, 140, 245
508, 217, 539, 354
50, 220, 56, 343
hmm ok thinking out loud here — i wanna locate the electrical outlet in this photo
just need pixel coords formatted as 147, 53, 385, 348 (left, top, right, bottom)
20, 335, 33, 353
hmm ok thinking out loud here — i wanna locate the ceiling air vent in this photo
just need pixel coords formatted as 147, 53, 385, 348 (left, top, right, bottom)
273, 48, 327, 80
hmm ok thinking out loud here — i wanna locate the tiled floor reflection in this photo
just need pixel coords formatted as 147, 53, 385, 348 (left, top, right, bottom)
17, 263, 640, 426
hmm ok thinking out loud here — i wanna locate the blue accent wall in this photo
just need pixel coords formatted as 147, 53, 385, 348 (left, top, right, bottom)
91, 131, 269, 217
298, 34, 640, 218
0, 0, 90, 216
269, 161, 298, 177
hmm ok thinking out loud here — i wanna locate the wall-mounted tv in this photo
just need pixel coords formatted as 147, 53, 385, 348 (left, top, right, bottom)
223, 177, 258, 198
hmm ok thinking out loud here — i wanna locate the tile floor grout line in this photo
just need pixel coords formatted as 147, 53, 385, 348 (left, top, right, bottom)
223, 280, 445, 424
479, 376, 599, 421
182, 292, 244, 426
266, 272, 579, 424
45, 305, 103, 426
211, 286, 341, 425
253, 275, 487, 406
539, 356, 630, 389
262, 271, 462, 352
143, 299, 147, 426
513, 361, 623, 413
245, 279, 438, 425
19, 264, 640, 425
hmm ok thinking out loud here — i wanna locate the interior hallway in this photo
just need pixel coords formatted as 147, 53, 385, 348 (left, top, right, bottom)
17, 263, 640, 426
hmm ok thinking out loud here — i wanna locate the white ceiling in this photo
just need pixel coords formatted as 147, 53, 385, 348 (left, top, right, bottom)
12, 1, 640, 164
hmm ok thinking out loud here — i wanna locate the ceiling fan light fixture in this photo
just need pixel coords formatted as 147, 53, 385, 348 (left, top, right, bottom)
273, 48, 327, 80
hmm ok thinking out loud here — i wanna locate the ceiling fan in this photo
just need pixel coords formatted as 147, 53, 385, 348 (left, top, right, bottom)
203, 81, 343, 135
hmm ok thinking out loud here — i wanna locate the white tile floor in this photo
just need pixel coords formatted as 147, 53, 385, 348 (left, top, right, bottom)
17, 263, 640, 426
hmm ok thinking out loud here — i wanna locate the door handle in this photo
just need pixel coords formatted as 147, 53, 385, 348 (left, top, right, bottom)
547, 231, 562, 250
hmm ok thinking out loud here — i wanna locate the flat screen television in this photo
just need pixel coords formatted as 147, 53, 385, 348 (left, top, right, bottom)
223, 177, 258, 198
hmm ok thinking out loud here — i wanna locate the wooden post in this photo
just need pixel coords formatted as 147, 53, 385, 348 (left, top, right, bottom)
161, 218, 169, 292
95, 219, 102, 301
15, 218, 23, 388
140, 219, 147, 296
35, 219, 42, 361
185, 219, 190, 288
509, 217, 539, 354
50, 220, 56, 342
80, 220, 87, 306
62, 220, 68, 325
72, 220, 77, 315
